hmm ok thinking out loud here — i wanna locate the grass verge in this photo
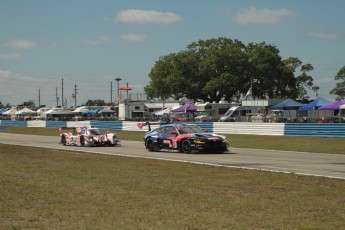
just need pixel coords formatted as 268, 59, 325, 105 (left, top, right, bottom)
6, 127, 345, 155
1, 144, 344, 229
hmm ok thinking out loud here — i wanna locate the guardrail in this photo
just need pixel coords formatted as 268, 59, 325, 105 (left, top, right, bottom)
1, 120, 344, 138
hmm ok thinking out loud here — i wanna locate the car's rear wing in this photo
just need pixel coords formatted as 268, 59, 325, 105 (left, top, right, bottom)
137, 121, 172, 131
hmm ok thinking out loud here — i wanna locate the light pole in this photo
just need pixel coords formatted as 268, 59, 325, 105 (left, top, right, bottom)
114, 78, 122, 103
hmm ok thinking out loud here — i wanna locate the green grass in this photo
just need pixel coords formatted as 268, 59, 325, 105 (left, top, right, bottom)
6, 127, 345, 155
1, 144, 344, 229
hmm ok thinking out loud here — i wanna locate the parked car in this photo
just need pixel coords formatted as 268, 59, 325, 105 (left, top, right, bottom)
140, 122, 229, 153
59, 126, 119, 147
170, 114, 188, 122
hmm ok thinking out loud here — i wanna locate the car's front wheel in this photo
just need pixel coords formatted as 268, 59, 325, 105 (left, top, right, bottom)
80, 136, 85, 147
182, 139, 192, 153
61, 135, 66, 146
146, 138, 156, 152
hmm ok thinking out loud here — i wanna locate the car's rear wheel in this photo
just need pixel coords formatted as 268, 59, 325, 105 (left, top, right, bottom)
80, 136, 85, 146
146, 138, 156, 152
61, 135, 66, 146
182, 139, 192, 153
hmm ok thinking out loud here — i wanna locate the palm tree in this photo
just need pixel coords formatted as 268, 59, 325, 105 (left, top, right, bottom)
312, 86, 320, 98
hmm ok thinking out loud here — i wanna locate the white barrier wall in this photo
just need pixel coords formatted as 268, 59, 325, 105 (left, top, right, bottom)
67, 121, 91, 128
27, 120, 46, 127
213, 122, 285, 136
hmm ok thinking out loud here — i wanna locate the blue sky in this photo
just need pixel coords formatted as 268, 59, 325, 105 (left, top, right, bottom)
1, 0, 344, 107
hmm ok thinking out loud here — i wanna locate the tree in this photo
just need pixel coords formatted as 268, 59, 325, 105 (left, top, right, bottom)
330, 66, 345, 98
283, 58, 314, 99
84, 99, 106, 106
145, 37, 313, 102
22, 100, 35, 108
312, 86, 320, 98
244, 42, 297, 99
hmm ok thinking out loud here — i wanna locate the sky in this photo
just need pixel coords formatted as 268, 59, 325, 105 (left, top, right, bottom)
1, 0, 344, 107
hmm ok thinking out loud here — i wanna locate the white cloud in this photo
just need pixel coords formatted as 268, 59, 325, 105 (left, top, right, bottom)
115, 9, 182, 24
4, 40, 35, 49
233, 7, 294, 25
305, 31, 338, 40
84, 35, 110, 45
0, 70, 51, 83
120, 34, 147, 42
0, 53, 22, 60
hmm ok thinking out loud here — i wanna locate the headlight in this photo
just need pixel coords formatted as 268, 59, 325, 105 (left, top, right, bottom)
89, 137, 93, 141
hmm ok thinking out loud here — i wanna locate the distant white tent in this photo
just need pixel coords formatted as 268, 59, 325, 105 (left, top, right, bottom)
44, 107, 73, 120
15, 107, 37, 115
45, 107, 73, 115
154, 108, 171, 116
72, 107, 89, 113
2, 107, 17, 115
153, 106, 180, 116
36, 107, 52, 113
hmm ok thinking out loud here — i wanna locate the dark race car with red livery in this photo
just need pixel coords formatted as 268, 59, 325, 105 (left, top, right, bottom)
140, 122, 229, 153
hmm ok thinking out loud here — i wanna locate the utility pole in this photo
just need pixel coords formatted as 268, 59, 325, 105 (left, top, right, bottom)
72, 84, 78, 108
110, 81, 113, 106
114, 77, 122, 103
38, 88, 41, 107
61, 78, 64, 107
56, 88, 59, 107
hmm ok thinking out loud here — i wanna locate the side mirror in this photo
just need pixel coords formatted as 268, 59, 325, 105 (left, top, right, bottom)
170, 131, 177, 135
204, 130, 208, 133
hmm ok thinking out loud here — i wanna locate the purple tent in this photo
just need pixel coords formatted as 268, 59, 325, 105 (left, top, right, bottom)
318, 99, 345, 110
172, 103, 197, 113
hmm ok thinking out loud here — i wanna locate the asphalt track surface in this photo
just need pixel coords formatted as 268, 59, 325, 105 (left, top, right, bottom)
1, 133, 345, 180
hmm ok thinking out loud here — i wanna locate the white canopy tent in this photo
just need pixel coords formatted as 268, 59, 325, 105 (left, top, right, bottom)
44, 107, 73, 120
45, 107, 73, 115
15, 107, 37, 115
152, 106, 180, 116
2, 107, 17, 115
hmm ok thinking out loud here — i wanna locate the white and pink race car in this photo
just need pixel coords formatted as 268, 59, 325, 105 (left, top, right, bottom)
59, 126, 119, 147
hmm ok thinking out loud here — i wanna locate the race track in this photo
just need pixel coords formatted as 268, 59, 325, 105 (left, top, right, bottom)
1, 133, 345, 180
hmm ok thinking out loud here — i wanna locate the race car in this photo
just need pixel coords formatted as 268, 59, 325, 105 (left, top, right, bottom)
139, 122, 229, 153
59, 126, 119, 147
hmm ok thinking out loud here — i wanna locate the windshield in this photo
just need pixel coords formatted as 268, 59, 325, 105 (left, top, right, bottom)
177, 125, 204, 134
89, 129, 102, 135
223, 108, 235, 116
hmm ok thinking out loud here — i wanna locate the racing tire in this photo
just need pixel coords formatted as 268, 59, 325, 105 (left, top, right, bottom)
80, 136, 85, 147
177, 144, 183, 153
113, 136, 118, 146
146, 138, 156, 152
61, 135, 67, 146
182, 139, 192, 154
